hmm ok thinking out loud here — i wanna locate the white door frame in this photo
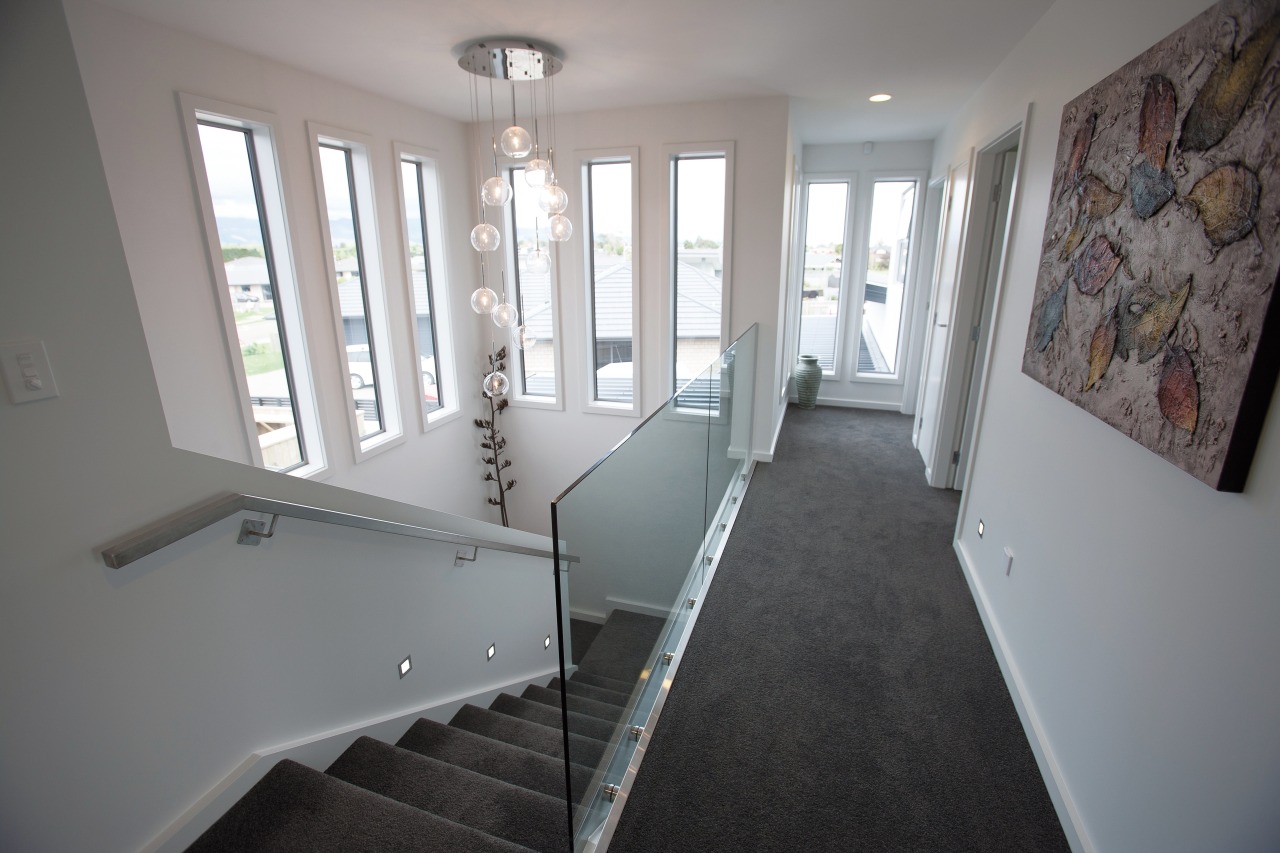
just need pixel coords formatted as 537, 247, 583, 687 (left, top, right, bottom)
917, 111, 1030, 489
914, 151, 975, 485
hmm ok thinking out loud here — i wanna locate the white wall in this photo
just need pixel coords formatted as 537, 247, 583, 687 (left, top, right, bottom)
795, 141, 935, 411
499, 97, 793, 535
0, 2, 562, 849
64, 0, 495, 522
935, 0, 1280, 850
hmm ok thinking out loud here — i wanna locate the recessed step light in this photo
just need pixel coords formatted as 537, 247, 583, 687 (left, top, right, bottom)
544, 634, 552, 649
398, 655, 412, 678
487, 643, 496, 661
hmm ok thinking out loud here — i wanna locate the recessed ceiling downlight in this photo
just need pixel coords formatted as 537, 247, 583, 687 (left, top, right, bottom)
869, 93, 892, 102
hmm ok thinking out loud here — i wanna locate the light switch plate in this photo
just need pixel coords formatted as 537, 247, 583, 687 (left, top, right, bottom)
1, 339, 59, 404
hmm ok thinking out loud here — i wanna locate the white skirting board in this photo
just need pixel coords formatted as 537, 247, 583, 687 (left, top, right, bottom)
953, 539, 1093, 853
142, 667, 560, 853
789, 394, 904, 411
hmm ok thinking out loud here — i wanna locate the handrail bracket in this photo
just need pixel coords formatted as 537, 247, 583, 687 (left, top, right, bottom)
237, 514, 280, 547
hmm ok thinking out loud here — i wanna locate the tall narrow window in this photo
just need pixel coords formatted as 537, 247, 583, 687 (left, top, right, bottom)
313, 134, 398, 449
584, 156, 635, 407
509, 166, 557, 400
196, 119, 309, 472
400, 157, 444, 415
797, 181, 850, 374
859, 180, 918, 375
672, 154, 727, 394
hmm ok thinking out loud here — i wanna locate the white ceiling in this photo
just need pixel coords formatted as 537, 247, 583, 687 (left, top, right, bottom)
91, 0, 1056, 143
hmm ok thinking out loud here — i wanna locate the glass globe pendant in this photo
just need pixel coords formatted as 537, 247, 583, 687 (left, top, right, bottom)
470, 286, 497, 314
537, 183, 568, 215
500, 125, 532, 159
524, 158, 552, 188
516, 324, 537, 350
524, 248, 550, 276
492, 301, 518, 328
481, 175, 512, 206
548, 214, 573, 242
483, 368, 510, 396
470, 223, 500, 252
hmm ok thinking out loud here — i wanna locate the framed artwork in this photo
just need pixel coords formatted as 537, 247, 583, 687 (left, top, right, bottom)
1023, 0, 1280, 491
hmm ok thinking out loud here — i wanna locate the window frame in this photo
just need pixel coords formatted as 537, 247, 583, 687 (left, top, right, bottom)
665, 141, 735, 401
393, 142, 459, 432
794, 173, 858, 381
504, 163, 565, 411
579, 147, 641, 417
307, 122, 403, 459
848, 169, 927, 384
178, 93, 327, 479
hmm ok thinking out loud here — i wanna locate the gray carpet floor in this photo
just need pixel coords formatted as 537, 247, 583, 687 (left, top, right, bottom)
606, 406, 1070, 852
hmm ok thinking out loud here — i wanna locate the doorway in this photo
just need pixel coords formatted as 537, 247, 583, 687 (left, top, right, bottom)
914, 123, 1024, 489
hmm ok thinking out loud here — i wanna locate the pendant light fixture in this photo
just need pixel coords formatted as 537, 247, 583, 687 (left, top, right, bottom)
460, 39, 570, 395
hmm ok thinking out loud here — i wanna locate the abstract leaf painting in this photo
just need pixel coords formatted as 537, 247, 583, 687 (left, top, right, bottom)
1023, 0, 1280, 491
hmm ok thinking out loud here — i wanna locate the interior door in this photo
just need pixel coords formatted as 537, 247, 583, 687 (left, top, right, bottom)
915, 154, 972, 482
954, 148, 1018, 491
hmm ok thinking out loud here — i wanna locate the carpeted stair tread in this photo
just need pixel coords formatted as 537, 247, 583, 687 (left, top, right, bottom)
549, 677, 632, 707
185, 759, 533, 853
490, 693, 618, 743
521, 684, 626, 722
575, 610, 667, 684
451, 704, 608, 766
570, 670, 637, 694
326, 737, 567, 853
396, 717, 593, 800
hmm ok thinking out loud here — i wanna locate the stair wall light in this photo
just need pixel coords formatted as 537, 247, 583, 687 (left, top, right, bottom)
544, 634, 551, 649
398, 655, 412, 679
487, 643, 497, 661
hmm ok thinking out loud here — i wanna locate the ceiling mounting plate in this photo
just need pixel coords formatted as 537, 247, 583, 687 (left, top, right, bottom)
458, 40, 562, 81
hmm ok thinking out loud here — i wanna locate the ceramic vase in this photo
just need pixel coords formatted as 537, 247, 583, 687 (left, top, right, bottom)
795, 355, 821, 409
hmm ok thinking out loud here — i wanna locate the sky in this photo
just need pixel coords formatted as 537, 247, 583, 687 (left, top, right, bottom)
804, 178, 917, 255
199, 118, 730, 255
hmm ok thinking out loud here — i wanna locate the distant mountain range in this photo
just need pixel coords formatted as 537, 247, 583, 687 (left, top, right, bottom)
217, 216, 355, 247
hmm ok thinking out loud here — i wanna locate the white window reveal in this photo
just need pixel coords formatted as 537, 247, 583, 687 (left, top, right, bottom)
858, 179, 918, 377
582, 151, 639, 413
396, 146, 456, 428
183, 95, 324, 477
508, 165, 561, 406
670, 144, 733, 398
310, 126, 401, 455
797, 179, 853, 376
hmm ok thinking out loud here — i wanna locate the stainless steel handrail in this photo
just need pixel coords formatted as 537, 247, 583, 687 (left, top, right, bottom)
101, 492, 579, 569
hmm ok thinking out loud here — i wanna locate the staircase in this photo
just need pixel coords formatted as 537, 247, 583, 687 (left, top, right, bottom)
187, 610, 665, 852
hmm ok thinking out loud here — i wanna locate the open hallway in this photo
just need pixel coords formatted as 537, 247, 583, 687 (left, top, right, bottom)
609, 407, 1069, 852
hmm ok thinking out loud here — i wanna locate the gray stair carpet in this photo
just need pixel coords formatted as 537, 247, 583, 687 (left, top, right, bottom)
567, 670, 635, 694
547, 676, 631, 707
185, 760, 533, 853
326, 737, 567, 853
572, 609, 666, 684
521, 684, 625, 722
185, 601, 650, 851
395, 718, 592, 799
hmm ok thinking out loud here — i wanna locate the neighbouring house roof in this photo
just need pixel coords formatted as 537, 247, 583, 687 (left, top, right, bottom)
518, 257, 721, 340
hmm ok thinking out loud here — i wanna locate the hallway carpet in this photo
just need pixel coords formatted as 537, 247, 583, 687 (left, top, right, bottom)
607, 406, 1070, 852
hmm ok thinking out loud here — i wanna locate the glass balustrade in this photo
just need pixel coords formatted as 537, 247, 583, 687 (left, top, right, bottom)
551, 324, 757, 849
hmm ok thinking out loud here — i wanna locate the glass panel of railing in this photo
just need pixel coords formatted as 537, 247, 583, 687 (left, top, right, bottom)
704, 325, 758, 567
551, 367, 711, 839
551, 324, 757, 849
